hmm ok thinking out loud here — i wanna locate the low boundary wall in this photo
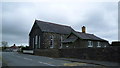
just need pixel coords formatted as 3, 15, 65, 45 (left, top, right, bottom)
34, 47, 120, 62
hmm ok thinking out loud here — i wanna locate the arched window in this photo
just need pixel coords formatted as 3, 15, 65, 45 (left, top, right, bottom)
50, 35, 54, 48
33, 38, 34, 49
35, 35, 38, 49
38, 36, 40, 48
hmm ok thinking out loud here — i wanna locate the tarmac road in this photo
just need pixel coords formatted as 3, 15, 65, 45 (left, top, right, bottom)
2, 52, 98, 67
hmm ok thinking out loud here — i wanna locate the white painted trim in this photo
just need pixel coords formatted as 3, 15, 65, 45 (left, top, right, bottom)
88, 41, 93, 47
23, 50, 33, 54
50, 35, 54, 48
35, 35, 38, 45
35, 35, 38, 49
97, 42, 101, 47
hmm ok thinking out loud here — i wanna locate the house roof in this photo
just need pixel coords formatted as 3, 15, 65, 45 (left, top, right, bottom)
73, 31, 106, 41
62, 37, 78, 43
62, 31, 107, 43
35, 20, 73, 34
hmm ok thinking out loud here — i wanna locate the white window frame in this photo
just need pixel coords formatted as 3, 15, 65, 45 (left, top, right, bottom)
88, 41, 93, 47
66, 46, 69, 48
50, 36, 54, 48
97, 42, 101, 47
35, 35, 38, 44
35, 35, 38, 49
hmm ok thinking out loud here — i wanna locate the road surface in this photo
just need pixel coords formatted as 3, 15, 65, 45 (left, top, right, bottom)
2, 52, 98, 67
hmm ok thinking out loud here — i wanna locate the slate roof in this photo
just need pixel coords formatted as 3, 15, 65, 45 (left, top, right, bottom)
62, 36, 78, 43
73, 31, 106, 41
62, 31, 107, 43
35, 20, 73, 34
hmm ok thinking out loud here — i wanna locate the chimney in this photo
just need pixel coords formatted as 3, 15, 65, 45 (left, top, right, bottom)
82, 26, 86, 33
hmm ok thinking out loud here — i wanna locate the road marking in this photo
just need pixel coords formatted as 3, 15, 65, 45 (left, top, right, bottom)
23, 57, 32, 61
64, 62, 87, 66
38, 61, 55, 66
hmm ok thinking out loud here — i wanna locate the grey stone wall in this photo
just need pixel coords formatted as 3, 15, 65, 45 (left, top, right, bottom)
42, 32, 68, 49
59, 47, 120, 62
29, 23, 43, 49
63, 40, 109, 49
34, 49, 60, 58
34, 46, 120, 62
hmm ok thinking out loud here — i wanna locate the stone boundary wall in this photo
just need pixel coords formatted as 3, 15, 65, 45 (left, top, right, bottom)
59, 47, 120, 62
34, 47, 120, 62
34, 49, 60, 58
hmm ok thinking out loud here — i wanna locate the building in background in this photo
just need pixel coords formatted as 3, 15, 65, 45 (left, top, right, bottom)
29, 20, 109, 50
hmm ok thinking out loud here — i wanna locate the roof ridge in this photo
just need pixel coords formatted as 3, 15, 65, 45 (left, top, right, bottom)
34, 19, 73, 34
74, 31, 93, 35
35, 20, 71, 28
71, 30, 107, 41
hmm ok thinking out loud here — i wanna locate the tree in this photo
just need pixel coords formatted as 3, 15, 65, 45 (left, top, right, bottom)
1, 41, 8, 49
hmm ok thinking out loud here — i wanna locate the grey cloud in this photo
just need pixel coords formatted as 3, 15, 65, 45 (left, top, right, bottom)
71, 3, 118, 43
2, 2, 118, 46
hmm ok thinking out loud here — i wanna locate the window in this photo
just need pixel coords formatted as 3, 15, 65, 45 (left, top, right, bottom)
97, 42, 101, 47
50, 36, 54, 48
60, 35, 63, 48
35, 35, 38, 49
33, 38, 34, 49
66, 46, 69, 48
88, 41, 93, 47
35, 35, 38, 44
38, 36, 40, 48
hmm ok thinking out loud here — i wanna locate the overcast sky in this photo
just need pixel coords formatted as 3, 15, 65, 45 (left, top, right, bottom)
1, 1, 118, 46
